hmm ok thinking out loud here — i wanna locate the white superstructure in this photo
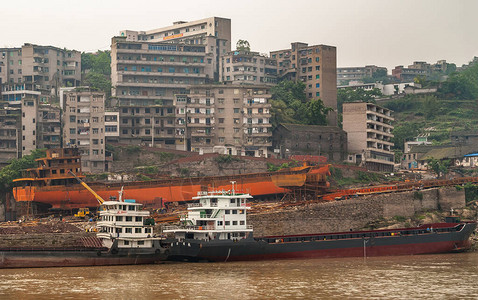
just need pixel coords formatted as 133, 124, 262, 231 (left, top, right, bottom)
164, 184, 253, 241
96, 199, 156, 249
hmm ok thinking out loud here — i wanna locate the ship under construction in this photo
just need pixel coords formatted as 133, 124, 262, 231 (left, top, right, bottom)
12, 148, 331, 211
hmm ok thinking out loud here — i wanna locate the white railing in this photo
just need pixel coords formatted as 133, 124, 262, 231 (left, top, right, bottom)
163, 224, 253, 231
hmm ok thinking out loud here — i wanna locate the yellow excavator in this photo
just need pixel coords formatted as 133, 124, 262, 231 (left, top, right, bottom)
69, 171, 105, 219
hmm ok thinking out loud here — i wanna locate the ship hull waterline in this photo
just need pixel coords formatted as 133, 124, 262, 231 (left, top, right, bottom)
0, 248, 166, 269
167, 222, 476, 262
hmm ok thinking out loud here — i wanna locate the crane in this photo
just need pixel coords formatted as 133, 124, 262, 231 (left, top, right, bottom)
68, 171, 105, 205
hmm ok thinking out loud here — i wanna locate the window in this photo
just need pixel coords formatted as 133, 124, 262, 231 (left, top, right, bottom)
316, 57, 319, 62
69, 128, 75, 134
124, 240, 129, 245
225, 210, 230, 214
316, 74, 320, 79
125, 228, 132, 233
316, 83, 320, 88
233, 108, 240, 113
225, 221, 230, 225
136, 216, 142, 222
233, 221, 238, 225
219, 118, 224, 123
135, 228, 142, 233
126, 216, 133, 221
92, 128, 98, 134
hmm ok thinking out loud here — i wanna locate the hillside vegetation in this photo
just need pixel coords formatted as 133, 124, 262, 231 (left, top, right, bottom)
383, 63, 478, 152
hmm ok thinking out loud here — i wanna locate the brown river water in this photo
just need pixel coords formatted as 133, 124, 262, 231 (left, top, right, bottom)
1, 252, 478, 299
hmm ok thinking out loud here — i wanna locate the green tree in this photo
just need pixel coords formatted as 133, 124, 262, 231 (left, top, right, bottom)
391, 123, 420, 151
81, 51, 111, 75
0, 149, 46, 195
427, 158, 451, 178
270, 80, 330, 127
236, 40, 251, 52
438, 63, 478, 100
83, 72, 112, 97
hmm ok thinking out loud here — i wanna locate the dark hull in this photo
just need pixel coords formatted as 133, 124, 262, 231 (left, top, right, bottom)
0, 247, 166, 269
167, 222, 477, 262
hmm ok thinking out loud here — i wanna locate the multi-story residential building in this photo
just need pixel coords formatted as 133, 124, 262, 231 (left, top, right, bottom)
0, 96, 61, 166
220, 50, 277, 85
0, 44, 81, 95
37, 104, 61, 150
336, 65, 387, 85
111, 36, 214, 146
0, 104, 21, 167
392, 65, 427, 81
62, 88, 106, 173
119, 17, 231, 82
104, 111, 120, 143
343, 102, 394, 172
175, 85, 272, 157
270, 42, 337, 125
272, 123, 347, 162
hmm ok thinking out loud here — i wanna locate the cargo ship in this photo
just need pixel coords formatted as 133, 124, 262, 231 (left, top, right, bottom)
0, 192, 167, 269
163, 187, 476, 262
12, 148, 330, 210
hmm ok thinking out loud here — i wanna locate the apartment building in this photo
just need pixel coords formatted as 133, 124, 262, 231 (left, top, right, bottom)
0, 44, 81, 96
0, 104, 21, 167
343, 102, 394, 172
111, 35, 215, 146
119, 17, 231, 82
175, 85, 272, 157
220, 50, 277, 85
337, 65, 387, 85
0, 96, 61, 166
392, 65, 427, 81
62, 88, 106, 173
270, 42, 337, 109
104, 111, 120, 143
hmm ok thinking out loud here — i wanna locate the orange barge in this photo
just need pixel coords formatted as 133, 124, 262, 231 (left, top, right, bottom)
13, 148, 330, 210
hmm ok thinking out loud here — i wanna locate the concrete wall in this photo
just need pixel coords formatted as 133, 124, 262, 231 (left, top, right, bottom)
249, 186, 465, 237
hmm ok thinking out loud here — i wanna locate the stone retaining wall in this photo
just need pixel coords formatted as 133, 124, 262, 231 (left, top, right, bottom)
249, 187, 465, 237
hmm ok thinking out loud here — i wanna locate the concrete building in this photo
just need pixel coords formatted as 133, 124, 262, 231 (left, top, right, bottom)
175, 85, 272, 157
119, 17, 231, 82
0, 104, 21, 167
104, 111, 120, 143
270, 42, 337, 125
392, 65, 427, 81
111, 35, 215, 146
0, 44, 81, 96
343, 102, 394, 172
272, 123, 347, 162
337, 65, 387, 85
220, 50, 277, 85
0, 96, 61, 166
338, 81, 417, 96
62, 88, 106, 173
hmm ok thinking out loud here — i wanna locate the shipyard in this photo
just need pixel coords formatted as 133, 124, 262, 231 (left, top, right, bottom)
2, 0, 478, 298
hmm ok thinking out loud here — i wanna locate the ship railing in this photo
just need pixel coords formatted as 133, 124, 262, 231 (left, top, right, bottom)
164, 225, 253, 231
187, 203, 218, 208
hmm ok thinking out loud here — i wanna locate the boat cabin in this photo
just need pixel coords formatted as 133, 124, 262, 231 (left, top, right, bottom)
164, 189, 253, 241
96, 199, 156, 249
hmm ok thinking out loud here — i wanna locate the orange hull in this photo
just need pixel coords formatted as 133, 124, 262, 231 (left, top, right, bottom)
13, 165, 330, 210
13, 177, 288, 210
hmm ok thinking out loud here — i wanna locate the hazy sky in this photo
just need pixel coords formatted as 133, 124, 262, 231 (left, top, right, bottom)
2, 0, 477, 71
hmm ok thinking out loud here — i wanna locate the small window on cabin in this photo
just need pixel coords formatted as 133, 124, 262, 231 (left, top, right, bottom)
225, 210, 230, 214
128, 205, 135, 211
124, 240, 129, 245
125, 228, 132, 233
138, 241, 144, 245
52, 170, 57, 174
60, 169, 65, 174
135, 228, 142, 233
116, 216, 123, 221
232, 210, 238, 214
230, 198, 235, 203
240, 221, 245, 225
217, 221, 223, 226
233, 221, 238, 225
239, 210, 244, 214
135, 216, 142, 222
126, 216, 133, 222
225, 221, 230, 225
